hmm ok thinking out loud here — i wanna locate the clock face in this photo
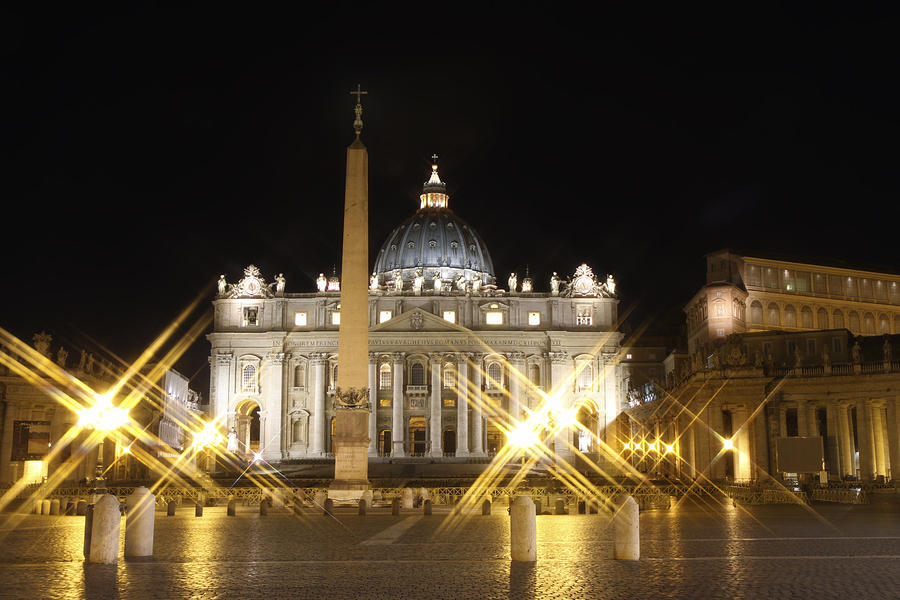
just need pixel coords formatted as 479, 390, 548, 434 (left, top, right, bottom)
574, 276, 592, 295
245, 278, 260, 294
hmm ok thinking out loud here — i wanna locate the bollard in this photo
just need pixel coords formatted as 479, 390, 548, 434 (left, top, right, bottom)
314, 490, 327, 509
482, 499, 491, 516
358, 499, 367, 516
167, 500, 177, 516
83, 503, 94, 558
227, 498, 236, 517
88, 495, 121, 564
554, 498, 565, 515
401, 488, 414, 509
259, 499, 268, 516
41, 499, 51, 515
65, 500, 75, 515
577, 500, 586, 515
77, 500, 88, 516
391, 498, 400, 516
125, 487, 155, 558
423, 499, 432, 516
195, 502, 203, 517
613, 495, 640, 560
510, 496, 537, 562
589, 500, 599, 514
361, 490, 373, 508
323, 498, 334, 516
50, 499, 60, 515
534, 499, 541, 515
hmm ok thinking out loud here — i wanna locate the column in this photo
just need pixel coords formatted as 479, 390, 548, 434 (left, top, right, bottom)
368, 353, 377, 457
684, 418, 697, 479
709, 404, 726, 480
825, 402, 841, 478
733, 407, 751, 481
602, 353, 619, 450
886, 397, 900, 483
456, 354, 470, 456
429, 354, 443, 458
261, 352, 284, 461
310, 353, 327, 456
213, 353, 233, 428
508, 352, 525, 422
391, 352, 406, 457
871, 404, 888, 479
857, 398, 876, 482
797, 400, 809, 437
471, 354, 486, 456
837, 403, 854, 478
548, 352, 573, 458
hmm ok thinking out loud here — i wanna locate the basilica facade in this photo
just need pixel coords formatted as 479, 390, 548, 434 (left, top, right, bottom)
207, 163, 628, 464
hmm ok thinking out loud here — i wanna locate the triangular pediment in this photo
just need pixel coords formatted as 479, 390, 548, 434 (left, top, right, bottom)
370, 307, 471, 334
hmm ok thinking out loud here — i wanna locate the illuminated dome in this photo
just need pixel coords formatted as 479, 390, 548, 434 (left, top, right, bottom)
373, 160, 495, 288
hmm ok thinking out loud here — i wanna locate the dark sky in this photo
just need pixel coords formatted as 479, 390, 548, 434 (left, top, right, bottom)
4, 4, 898, 394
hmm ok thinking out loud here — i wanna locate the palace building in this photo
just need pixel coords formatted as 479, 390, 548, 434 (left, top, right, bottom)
207, 161, 633, 465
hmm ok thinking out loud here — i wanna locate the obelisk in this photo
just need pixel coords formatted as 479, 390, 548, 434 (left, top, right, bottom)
329, 85, 371, 502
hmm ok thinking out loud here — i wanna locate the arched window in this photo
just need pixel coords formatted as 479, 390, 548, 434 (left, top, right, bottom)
379, 363, 391, 389
833, 310, 844, 329
864, 313, 876, 335
529, 364, 540, 387
293, 364, 306, 389
817, 308, 829, 329
879, 314, 890, 334
576, 360, 593, 392
767, 303, 780, 327
800, 306, 813, 329
784, 305, 797, 328
443, 363, 457, 389
487, 363, 502, 389
410, 362, 425, 386
241, 364, 257, 393
750, 301, 763, 325
849, 311, 861, 333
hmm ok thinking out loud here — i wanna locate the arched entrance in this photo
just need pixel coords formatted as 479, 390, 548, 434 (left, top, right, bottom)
576, 403, 600, 453
379, 429, 392, 456
234, 399, 261, 457
486, 422, 503, 455
443, 428, 456, 456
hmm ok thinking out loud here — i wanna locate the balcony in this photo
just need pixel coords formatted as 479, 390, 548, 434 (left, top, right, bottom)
405, 385, 428, 397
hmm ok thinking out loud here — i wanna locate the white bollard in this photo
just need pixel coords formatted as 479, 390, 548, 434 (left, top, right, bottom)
89, 494, 122, 564
125, 487, 155, 558
50, 499, 60, 515
510, 496, 537, 562
360, 489, 373, 508
41, 499, 51, 515
613, 495, 640, 560
401, 488, 414, 509
313, 490, 327, 509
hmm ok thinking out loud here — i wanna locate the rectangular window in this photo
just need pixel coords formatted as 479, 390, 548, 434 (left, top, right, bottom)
485, 312, 503, 325
294, 312, 307, 327
379, 310, 393, 323
242, 307, 259, 327
625, 353, 633, 360
745, 265, 762, 287
764, 342, 773, 357
528, 312, 541, 326
806, 339, 816, 356
814, 273, 827, 294
859, 279, 873, 298
795, 272, 811, 293
783, 269, 794, 291
828, 275, 842, 296
764, 268, 779, 289
832, 338, 842, 354
331, 312, 341, 325
443, 311, 456, 323
786, 340, 796, 356
575, 306, 592, 326
843, 277, 857, 298
875, 280, 889, 300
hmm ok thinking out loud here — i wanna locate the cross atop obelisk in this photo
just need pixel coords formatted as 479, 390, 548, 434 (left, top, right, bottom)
350, 84, 368, 136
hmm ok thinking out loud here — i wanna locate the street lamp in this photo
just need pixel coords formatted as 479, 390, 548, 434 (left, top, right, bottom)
191, 421, 224, 474
78, 392, 129, 489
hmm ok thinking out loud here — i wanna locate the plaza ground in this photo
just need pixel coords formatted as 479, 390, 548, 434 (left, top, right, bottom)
2, 498, 900, 599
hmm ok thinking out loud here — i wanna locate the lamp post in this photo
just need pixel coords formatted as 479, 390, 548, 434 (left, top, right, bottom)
191, 421, 224, 476
77, 393, 129, 491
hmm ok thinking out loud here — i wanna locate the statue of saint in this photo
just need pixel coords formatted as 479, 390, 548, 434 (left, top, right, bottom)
433, 271, 442, 292
472, 275, 482, 294
456, 275, 466, 292
550, 272, 560, 295
884, 338, 893, 362
508, 272, 517, 292
217, 275, 227, 296
370, 272, 379, 292
822, 344, 831, 368
226, 427, 239, 453
606, 274, 616, 295
412, 270, 424, 294
56, 346, 68, 368
316, 273, 327, 292
393, 271, 403, 293
86, 353, 95, 373
275, 273, 285, 295
852, 341, 862, 364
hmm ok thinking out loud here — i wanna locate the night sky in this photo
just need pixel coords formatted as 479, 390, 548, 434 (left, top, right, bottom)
4, 5, 898, 394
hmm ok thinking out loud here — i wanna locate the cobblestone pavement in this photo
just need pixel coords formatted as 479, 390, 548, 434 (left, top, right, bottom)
2, 499, 900, 599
